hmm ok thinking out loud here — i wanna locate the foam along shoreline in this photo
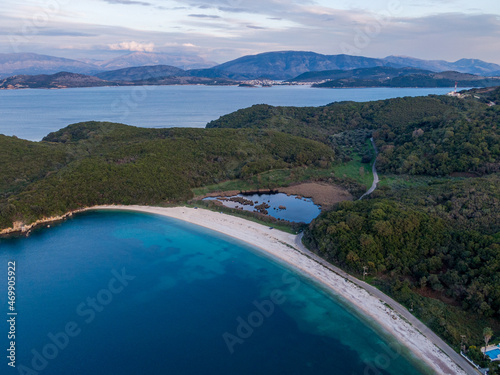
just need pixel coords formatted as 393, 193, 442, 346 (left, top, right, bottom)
90, 205, 466, 375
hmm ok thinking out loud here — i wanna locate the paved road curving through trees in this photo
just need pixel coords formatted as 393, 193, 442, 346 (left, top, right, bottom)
359, 137, 379, 199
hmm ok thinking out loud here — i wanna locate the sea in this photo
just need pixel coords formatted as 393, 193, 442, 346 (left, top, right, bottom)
0, 86, 448, 374
0, 85, 453, 141
0, 211, 432, 374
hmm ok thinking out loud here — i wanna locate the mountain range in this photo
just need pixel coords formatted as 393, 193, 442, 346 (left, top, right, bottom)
0, 52, 216, 78
311, 69, 500, 89
383, 56, 500, 76
0, 71, 236, 89
1, 51, 500, 88
4, 66, 499, 90
289, 66, 433, 82
192, 52, 500, 80
288, 66, 500, 88
189, 51, 398, 80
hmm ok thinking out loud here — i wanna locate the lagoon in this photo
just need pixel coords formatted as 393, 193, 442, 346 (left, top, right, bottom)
204, 193, 322, 223
0, 211, 429, 374
0, 85, 453, 141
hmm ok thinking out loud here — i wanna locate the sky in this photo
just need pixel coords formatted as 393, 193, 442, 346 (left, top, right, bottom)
2, 0, 500, 64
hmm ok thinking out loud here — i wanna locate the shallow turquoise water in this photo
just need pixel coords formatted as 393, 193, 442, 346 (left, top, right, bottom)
0, 211, 430, 374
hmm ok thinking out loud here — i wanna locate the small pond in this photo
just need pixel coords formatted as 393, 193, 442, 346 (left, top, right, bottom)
203, 193, 321, 223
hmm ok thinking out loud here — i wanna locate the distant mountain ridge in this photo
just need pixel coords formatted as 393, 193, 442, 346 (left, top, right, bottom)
383, 56, 500, 76
311, 68, 500, 89
0, 53, 98, 78
189, 51, 500, 80
0, 52, 217, 78
0, 71, 236, 89
95, 65, 185, 81
0, 72, 115, 89
190, 51, 397, 80
2, 50, 500, 83
94, 52, 217, 70
2, 65, 499, 90
286, 66, 500, 88
289, 66, 433, 82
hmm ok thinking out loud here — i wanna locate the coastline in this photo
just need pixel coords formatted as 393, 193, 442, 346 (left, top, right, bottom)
0, 208, 88, 236
86, 204, 469, 375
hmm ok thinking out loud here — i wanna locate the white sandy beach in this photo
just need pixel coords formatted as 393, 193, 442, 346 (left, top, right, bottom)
91, 205, 469, 375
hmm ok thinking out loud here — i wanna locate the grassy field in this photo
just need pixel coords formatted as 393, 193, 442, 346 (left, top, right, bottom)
378, 174, 461, 189
333, 139, 374, 188
192, 165, 338, 196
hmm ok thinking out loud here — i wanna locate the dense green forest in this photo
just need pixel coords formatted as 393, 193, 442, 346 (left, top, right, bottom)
0, 122, 334, 229
208, 94, 499, 176
303, 174, 500, 347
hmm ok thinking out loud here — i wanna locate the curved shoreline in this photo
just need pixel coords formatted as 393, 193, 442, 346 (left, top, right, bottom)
0, 208, 87, 236
84, 204, 471, 375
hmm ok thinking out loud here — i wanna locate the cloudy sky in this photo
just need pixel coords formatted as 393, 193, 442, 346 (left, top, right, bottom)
2, 0, 500, 64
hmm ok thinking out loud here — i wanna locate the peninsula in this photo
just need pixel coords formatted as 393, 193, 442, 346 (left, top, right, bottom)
1, 87, 499, 374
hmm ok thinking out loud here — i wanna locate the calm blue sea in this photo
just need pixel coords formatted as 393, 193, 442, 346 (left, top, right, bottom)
0, 85, 453, 141
0, 211, 430, 374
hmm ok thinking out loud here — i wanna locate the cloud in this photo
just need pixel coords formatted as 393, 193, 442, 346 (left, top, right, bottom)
37, 30, 98, 37
1, 2, 500, 65
185, 0, 279, 14
108, 41, 155, 52
101, 0, 153, 6
188, 14, 221, 19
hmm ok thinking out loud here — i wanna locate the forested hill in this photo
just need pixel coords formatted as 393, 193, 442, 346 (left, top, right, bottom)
0, 122, 334, 230
303, 172, 500, 349
289, 67, 500, 88
208, 90, 500, 176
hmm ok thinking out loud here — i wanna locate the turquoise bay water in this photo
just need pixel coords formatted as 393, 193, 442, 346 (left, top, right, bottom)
0, 86, 453, 141
204, 193, 322, 223
0, 211, 430, 374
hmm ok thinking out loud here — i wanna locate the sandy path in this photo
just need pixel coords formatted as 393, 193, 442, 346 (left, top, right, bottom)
88, 205, 475, 375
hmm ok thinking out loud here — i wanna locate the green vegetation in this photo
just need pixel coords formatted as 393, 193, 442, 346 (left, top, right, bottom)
303, 174, 500, 347
208, 94, 499, 176
333, 153, 373, 188
209, 87, 500, 354
313, 75, 500, 88
3, 86, 500, 360
192, 164, 342, 196
333, 139, 374, 188
289, 66, 500, 88
0, 121, 334, 229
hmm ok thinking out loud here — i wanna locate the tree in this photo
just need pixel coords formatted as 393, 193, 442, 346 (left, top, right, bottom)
484, 327, 493, 358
